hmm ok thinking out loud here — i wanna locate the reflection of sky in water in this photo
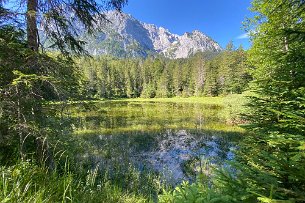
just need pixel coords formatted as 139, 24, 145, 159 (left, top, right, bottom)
140, 130, 235, 184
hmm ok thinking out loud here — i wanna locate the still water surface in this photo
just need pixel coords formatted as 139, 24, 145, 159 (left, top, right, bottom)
70, 101, 241, 184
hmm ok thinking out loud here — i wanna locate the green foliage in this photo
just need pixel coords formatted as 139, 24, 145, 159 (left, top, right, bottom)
1, 0, 128, 54
6, 1, 303, 202
159, 178, 234, 203
0, 25, 80, 165
231, 0, 305, 202
0, 161, 149, 202
0, 26, 160, 203
77, 50, 251, 99
223, 93, 249, 124
141, 82, 156, 98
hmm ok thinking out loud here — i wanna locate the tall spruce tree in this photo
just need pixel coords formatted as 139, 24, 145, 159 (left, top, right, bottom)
235, 0, 305, 201
0, 0, 127, 166
1, 0, 127, 54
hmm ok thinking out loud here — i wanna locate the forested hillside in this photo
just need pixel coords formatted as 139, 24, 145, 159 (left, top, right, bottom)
77, 46, 250, 99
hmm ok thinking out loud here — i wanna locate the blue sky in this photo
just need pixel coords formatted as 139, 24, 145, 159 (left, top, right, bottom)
123, 0, 253, 49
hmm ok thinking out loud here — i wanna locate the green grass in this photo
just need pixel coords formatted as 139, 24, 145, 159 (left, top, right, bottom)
73, 122, 244, 137
49, 94, 242, 106
68, 94, 247, 136
119, 94, 248, 124
115, 96, 225, 105
0, 161, 157, 203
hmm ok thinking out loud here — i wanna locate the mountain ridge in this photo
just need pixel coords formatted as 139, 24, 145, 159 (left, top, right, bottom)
83, 11, 222, 58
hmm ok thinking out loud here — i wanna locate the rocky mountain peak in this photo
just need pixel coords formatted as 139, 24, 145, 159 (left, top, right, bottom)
83, 11, 222, 58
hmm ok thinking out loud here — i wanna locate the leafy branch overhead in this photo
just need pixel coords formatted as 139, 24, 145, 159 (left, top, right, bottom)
1, 0, 128, 54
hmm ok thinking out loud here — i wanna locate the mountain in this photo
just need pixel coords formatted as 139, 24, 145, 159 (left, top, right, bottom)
82, 11, 222, 58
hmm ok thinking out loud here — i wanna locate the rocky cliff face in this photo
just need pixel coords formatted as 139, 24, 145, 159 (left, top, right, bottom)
83, 11, 222, 58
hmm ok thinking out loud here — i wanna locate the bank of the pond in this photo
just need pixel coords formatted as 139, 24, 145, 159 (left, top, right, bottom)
53, 94, 248, 126
117, 94, 248, 125
115, 96, 225, 105
49, 93, 246, 105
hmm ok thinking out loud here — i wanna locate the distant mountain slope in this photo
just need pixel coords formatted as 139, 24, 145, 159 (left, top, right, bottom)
82, 11, 222, 58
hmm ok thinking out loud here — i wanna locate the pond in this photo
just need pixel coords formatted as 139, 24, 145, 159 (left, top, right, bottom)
68, 100, 242, 185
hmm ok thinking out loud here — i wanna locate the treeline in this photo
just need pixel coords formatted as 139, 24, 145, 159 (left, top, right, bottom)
77, 46, 251, 99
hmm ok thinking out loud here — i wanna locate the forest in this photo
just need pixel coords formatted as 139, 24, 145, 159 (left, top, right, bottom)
77, 45, 250, 99
0, 0, 305, 202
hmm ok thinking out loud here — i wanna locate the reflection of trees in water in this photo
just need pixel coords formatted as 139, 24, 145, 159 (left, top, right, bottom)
71, 101, 242, 184
73, 101, 226, 133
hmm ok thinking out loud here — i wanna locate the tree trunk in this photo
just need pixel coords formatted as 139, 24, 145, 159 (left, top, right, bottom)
27, 0, 38, 51
27, 0, 55, 171
16, 85, 25, 161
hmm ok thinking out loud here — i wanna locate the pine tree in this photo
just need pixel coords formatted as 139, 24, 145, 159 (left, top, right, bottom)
193, 53, 206, 96
0, 0, 127, 166
235, 0, 305, 201
1, 0, 127, 54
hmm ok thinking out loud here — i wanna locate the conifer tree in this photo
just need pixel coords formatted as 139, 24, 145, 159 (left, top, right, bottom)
0, 0, 127, 166
1, 0, 127, 54
235, 0, 305, 201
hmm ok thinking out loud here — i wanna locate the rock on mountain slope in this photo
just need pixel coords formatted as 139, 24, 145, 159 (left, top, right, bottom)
83, 11, 222, 58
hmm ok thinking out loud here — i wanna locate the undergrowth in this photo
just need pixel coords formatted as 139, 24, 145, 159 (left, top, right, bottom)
0, 161, 155, 203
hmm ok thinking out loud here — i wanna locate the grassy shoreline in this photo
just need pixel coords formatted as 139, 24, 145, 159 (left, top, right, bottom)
114, 96, 225, 105
50, 93, 246, 106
